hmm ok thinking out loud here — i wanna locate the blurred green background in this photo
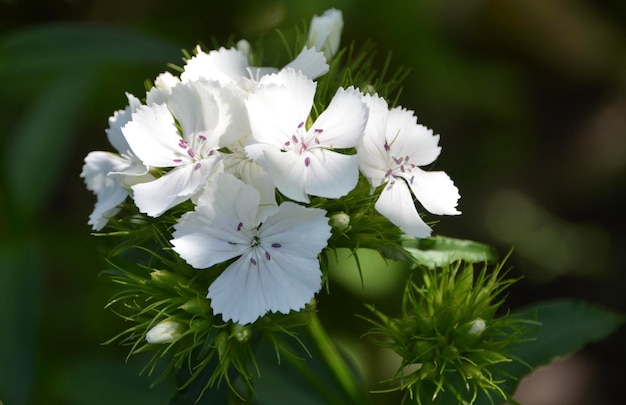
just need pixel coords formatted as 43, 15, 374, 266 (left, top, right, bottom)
1, 0, 625, 404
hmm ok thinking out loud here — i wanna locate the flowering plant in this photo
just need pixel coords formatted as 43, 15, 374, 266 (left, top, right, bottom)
80, 8, 623, 405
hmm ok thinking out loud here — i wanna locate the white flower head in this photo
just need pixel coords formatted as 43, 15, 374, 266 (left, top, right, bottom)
307, 8, 344, 60
358, 94, 461, 237
181, 44, 329, 90
122, 80, 249, 217
245, 68, 368, 203
171, 174, 332, 325
81, 93, 152, 230
146, 319, 183, 344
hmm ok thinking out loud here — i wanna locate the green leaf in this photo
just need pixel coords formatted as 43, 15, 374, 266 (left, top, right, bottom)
475, 299, 624, 405
402, 235, 499, 269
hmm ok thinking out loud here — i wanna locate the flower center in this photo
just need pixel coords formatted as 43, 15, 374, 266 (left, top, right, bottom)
281, 121, 324, 167
231, 223, 284, 267
383, 141, 416, 185
172, 134, 216, 170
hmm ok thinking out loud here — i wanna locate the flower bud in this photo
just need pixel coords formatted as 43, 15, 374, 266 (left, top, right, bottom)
231, 324, 252, 343
150, 269, 190, 290
330, 212, 350, 232
306, 8, 343, 60
146, 319, 183, 344
179, 297, 212, 316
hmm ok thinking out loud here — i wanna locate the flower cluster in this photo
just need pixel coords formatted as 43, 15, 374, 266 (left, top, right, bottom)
75, 9, 535, 404
81, 8, 460, 327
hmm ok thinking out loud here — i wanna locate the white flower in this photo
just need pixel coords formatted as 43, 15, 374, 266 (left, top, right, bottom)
81, 93, 151, 230
307, 8, 344, 60
146, 319, 183, 344
171, 174, 331, 325
181, 44, 329, 90
245, 69, 368, 202
358, 94, 460, 237
122, 80, 249, 217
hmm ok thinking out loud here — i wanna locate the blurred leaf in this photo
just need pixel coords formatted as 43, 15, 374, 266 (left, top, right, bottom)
0, 239, 43, 405
3, 73, 92, 219
474, 299, 625, 405
0, 23, 182, 77
51, 356, 171, 405
402, 235, 499, 269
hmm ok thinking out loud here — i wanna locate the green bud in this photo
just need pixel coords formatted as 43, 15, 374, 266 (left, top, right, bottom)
415, 361, 437, 380
330, 212, 350, 232
231, 324, 252, 343
146, 319, 183, 344
150, 269, 190, 290
179, 298, 212, 316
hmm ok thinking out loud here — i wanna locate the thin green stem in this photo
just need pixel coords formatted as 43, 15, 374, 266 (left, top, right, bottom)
306, 311, 369, 404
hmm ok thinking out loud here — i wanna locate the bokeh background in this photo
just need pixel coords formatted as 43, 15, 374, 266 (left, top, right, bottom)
1, 0, 625, 404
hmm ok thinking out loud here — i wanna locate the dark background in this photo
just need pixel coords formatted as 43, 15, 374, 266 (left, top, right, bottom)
1, 0, 624, 404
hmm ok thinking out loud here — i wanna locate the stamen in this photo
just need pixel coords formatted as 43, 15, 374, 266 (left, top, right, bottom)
178, 140, 188, 148
305, 157, 311, 167
314, 128, 323, 133
384, 142, 390, 152
284, 141, 290, 147
187, 149, 196, 158
410, 175, 415, 184
385, 169, 393, 177
314, 138, 320, 145
292, 135, 298, 144
198, 134, 207, 141
265, 251, 271, 260
298, 122, 305, 129
173, 159, 183, 163
271, 243, 281, 248
392, 156, 403, 165
237, 222, 243, 231
400, 165, 405, 173
250, 257, 257, 266
194, 162, 202, 171
228, 241, 237, 245
208, 149, 215, 156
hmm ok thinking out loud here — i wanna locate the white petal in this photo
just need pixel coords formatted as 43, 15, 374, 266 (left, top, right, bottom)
247, 69, 316, 147
146, 72, 180, 106
122, 104, 186, 168
358, 94, 392, 187
310, 87, 367, 148
259, 202, 331, 258
181, 46, 249, 84
247, 145, 309, 202
166, 81, 221, 145
386, 107, 441, 166
375, 179, 432, 238
131, 161, 213, 217
405, 169, 461, 216
81, 151, 130, 230
105, 93, 142, 155
304, 149, 360, 199
284, 46, 329, 80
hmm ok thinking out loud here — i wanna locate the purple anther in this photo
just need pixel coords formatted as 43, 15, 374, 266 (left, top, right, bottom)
194, 162, 202, 171
298, 122, 305, 129
284, 141, 291, 147
384, 142, 390, 152
385, 169, 393, 177
314, 138, 320, 145
178, 140, 188, 148
208, 149, 214, 156
173, 159, 183, 163
250, 258, 257, 266
187, 149, 196, 158
305, 157, 311, 167
199, 134, 207, 141
405, 156, 410, 162
400, 165, 405, 173
410, 176, 415, 184
393, 156, 403, 165
314, 128, 323, 133
271, 243, 281, 248
237, 222, 243, 231
292, 135, 298, 144
265, 251, 271, 260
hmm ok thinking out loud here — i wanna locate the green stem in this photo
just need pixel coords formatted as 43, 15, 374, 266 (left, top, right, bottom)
306, 311, 369, 404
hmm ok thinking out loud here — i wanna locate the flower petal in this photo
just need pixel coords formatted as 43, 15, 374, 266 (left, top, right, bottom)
181, 46, 249, 84
284, 46, 329, 80
247, 145, 309, 202
106, 93, 142, 155
304, 149, 359, 199
246, 69, 316, 147
375, 179, 433, 238
386, 106, 441, 166
310, 86, 367, 148
131, 161, 215, 217
404, 168, 461, 216
122, 104, 185, 168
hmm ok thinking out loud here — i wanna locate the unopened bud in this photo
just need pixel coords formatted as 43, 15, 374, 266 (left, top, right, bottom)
146, 319, 183, 344
180, 298, 212, 316
306, 8, 343, 60
330, 212, 350, 232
